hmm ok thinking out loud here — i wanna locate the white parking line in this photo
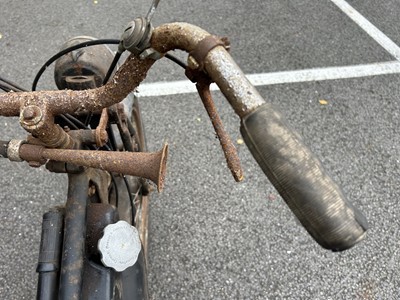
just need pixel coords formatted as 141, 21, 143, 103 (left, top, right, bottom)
137, 61, 400, 97
135, 1, 400, 98
330, 0, 400, 61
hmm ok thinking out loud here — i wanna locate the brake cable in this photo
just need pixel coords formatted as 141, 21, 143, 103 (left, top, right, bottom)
32, 39, 120, 91
0, 75, 27, 92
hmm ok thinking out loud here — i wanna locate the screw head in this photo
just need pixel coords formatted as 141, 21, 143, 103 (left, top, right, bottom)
20, 105, 43, 126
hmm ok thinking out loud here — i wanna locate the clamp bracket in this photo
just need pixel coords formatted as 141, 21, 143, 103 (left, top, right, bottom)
188, 35, 230, 71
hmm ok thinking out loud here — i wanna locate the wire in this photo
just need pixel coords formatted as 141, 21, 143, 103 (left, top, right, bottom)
109, 172, 119, 207
65, 113, 87, 129
103, 51, 123, 85
84, 50, 123, 127
58, 114, 79, 130
105, 127, 137, 221
0, 82, 12, 92
31, 39, 120, 91
165, 53, 187, 69
0, 75, 27, 92
123, 175, 137, 222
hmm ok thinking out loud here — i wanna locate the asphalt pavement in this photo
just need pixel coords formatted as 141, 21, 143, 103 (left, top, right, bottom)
1, 0, 400, 299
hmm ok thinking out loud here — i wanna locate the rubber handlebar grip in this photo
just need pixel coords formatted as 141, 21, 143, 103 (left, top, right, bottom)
240, 103, 368, 251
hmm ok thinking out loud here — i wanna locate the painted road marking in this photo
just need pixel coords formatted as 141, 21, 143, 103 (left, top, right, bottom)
136, 61, 400, 97
330, 0, 400, 61
134, 1, 400, 98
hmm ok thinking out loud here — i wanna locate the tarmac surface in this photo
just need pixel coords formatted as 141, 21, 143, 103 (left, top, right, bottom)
1, 0, 400, 299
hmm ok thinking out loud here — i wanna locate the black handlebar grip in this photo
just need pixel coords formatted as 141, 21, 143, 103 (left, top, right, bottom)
241, 103, 367, 251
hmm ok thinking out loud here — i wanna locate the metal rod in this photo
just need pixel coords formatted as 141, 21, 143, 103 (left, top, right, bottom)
196, 80, 244, 182
59, 172, 90, 300
146, 0, 161, 23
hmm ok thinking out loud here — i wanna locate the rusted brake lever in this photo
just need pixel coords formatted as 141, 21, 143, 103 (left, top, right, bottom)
185, 35, 243, 182
195, 79, 243, 182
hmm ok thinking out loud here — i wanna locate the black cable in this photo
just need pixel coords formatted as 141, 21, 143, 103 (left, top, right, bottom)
32, 39, 120, 91
102, 142, 120, 207
109, 172, 119, 207
0, 83, 12, 92
65, 113, 87, 129
103, 51, 123, 85
58, 114, 79, 130
165, 53, 187, 69
105, 127, 137, 221
0, 79, 24, 92
84, 50, 123, 127
123, 175, 137, 222
0, 75, 27, 92
107, 125, 118, 152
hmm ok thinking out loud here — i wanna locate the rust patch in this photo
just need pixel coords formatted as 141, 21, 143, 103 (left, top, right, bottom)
18, 143, 168, 192
95, 108, 109, 147
196, 79, 243, 182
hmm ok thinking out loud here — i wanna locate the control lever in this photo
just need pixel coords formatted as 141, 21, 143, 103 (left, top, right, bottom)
119, 0, 162, 58
146, 0, 161, 23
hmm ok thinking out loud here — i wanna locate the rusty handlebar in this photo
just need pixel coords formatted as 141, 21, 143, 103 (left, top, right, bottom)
0, 23, 265, 151
0, 22, 368, 251
0, 23, 264, 118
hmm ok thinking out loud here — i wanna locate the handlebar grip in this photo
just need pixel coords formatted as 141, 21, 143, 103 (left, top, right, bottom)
241, 103, 367, 251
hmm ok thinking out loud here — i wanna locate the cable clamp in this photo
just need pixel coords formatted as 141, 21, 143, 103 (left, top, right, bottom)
188, 35, 230, 71
7, 139, 25, 162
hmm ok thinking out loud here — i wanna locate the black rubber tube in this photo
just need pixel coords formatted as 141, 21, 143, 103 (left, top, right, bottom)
36, 208, 64, 300
241, 103, 368, 251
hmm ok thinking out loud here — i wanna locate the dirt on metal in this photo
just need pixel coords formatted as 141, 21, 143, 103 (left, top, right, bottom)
18, 143, 168, 192
196, 80, 244, 182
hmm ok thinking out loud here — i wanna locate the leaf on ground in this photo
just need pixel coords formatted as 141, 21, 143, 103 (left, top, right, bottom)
319, 99, 328, 105
237, 138, 244, 145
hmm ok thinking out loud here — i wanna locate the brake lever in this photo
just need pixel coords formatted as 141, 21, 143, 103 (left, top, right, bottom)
119, 0, 162, 60
146, 0, 161, 24
195, 79, 244, 182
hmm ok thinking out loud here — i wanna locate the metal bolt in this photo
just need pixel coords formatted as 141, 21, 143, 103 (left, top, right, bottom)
22, 106, 37, 120
187, 55, 200, 70
20, 105, 43, 126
